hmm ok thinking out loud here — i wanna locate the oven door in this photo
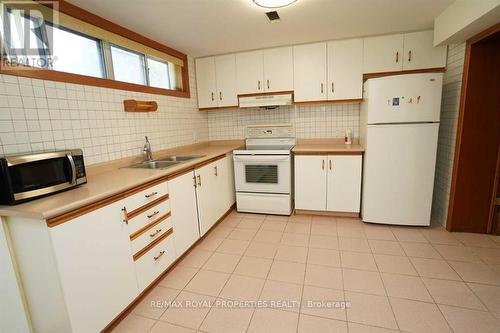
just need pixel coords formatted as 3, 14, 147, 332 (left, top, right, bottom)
233, 154, 291, 194
6, 151, 77, 202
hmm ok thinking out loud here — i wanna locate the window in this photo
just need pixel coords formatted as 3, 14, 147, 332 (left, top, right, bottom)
110, 45, 146, 85
146, 57, 170, 89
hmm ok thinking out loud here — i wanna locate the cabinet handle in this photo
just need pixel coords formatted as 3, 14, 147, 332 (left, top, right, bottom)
408, 50, 412, 62
149, 229, 162, 238
121, 207, 128, 224
329, 160, 332, 170
197, 175, 202, 186
219, 92, 222, 101
214, 166, 218, 176
211, 92, 214, 101
396, 51, 399, 63
145, 191, 158, 198
331, 82, 334, 93
147, 210, 159, 219
154, 250, 165, 261
321, 83, 324, 94
267, 79, 270, 89
322, 160, 325, 170
258, 80, 261, 90
193, 176, 197, 187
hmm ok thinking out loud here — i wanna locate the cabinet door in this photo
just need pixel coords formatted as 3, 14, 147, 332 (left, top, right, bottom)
195, 57, 218, 108
168, 171, 200, 256
215, 54, 238, 107
326, 155, 362, 213
363, 34, 404, 73
50, 201, 138, 333
293, 43, 327, 102
264, 46, 293, 92
403, 31, 447, 70
294, 155, 327, 210
214, 156, 232, 215
195, 161, 219, 236
327, 38, 363, 100
236, 50, 264, 94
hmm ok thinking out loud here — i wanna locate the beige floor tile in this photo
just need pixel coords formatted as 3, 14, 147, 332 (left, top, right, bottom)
422, 278, 486, 310
368, 240, 405, 256
197, 234, 225, 251
374, 254, 417, 275
341, 251, 377, 271
381, 273, 433, 302
259, 280, 302, 313
410, 258, 461, 280
311, 216, 337, 224
160, 291, 215, 329
309, 234, 339, 250
158, 266, 198, 290
307, 248, 341, 267
112, 313, 156, 333
301, 285, 346, 320
265, 215, 289, 222
469, 247, 500, 265
448, 260, 500, 285
233, 256, 272, 278
200, 303, 254, 333
240, 214, 266, 221
202, 252, 241, 273
253, 230, 283, 243
433, 244, 479, 262
337, 226, 366, 239
363, 225, 397, 241
275, 244, 308, 263
150, 321, 196, 333
347, 322, 399, 333
289, 214, 312, 223
284, 222, 311, 234
268, 260, 306, 284
248, 308, 299, 333
244, 242, 278, 259
220, 216, 242, 228
261, 220, 287, 232
345, 292, 397, 329
219, 275, 265, 301
133, 286, 180, 319
298, 314, 348, 333
390, 298, 452, 333
391, 228, 428, 243
184, 270, 230, 297
468, 283, 500, 316
343, 269, 386, 296
237, 218, 264, 230
453, 232, 499, 248
216, 239, 250, 255
439, 304, 500, 333
311, 223, 338, 236
339, 237, 371, 253
227, 227, 257, 241
305, 264, 343, 290
400, 242, 442, 259
178, 248, 213, 269
209, 226, 233, 239
420, 230, 461, 245
281, 232, 309, 246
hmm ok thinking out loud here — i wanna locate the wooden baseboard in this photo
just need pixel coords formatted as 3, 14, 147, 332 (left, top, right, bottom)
102, 203, 236, 332
294, 209, 359, 218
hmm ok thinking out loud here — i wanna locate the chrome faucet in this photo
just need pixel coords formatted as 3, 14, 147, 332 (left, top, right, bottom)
143, 136, 153, 161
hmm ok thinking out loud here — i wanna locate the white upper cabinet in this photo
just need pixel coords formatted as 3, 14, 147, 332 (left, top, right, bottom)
236, 50, 264, 94
293, 42, 327, 102
215, 54, 238, 107
327, 38, 363, 100
402, 31, 447, 70
195, 57, 217, 108
263, 46, 293, 92
363, 34, 404, 73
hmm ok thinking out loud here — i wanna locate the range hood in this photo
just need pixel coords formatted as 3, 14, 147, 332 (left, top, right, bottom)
239, 93, 293, 108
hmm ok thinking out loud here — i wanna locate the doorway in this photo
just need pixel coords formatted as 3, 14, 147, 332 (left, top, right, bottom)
446, 24, 500, 234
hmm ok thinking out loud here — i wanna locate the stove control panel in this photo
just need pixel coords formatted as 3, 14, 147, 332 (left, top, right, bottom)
246, 124, 294, 139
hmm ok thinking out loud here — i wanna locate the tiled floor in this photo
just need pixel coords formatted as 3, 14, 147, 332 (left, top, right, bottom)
113, 211, 500, 333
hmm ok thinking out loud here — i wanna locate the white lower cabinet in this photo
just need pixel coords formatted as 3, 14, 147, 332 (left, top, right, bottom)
295, 155, 362, 213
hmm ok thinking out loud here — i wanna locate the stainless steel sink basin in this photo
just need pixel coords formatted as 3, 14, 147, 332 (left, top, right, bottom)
159, 155, 205, 162
128, 160, 181, 169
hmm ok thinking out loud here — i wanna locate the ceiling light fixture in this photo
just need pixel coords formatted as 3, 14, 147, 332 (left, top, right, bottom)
253, 0, 297, 9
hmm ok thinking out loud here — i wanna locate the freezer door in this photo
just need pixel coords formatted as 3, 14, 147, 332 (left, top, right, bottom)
365, 73, 443, 124
361, 123, 439, 226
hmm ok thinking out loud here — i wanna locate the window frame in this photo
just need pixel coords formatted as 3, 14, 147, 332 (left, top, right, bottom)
145, 55, 172, 90
109, 43, 148, 86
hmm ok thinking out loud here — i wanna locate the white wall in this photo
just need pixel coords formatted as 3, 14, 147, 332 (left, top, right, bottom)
0, 58, 208, 165
431, 43, 466, 226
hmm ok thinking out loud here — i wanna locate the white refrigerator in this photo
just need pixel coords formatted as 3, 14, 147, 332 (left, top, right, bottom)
360, 73, 443, 226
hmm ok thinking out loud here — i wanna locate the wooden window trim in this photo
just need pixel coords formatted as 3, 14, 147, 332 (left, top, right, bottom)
0, 0, 190, 98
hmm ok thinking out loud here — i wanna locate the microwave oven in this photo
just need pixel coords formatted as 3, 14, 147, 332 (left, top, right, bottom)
0, 149, 87, 205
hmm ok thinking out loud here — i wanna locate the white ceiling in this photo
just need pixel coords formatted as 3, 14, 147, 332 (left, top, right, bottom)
67, 0, 454, 57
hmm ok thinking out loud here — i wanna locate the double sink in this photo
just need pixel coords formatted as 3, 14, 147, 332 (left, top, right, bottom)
128, 155, 205, 170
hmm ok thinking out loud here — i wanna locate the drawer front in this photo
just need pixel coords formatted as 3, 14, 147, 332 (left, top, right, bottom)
127, 200, 171, 235
131, 216, 173, 254
124, 182, 169, 213
134, 231, 176, 291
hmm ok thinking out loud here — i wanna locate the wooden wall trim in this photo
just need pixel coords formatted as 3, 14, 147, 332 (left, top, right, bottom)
132, 227, 173, 261
294, 98, 363, 105
363, 67, 446, 79
293, 151, 364, 156
126, 194, 169, 220
129, 211, 171, 241
199, 105, 238, 111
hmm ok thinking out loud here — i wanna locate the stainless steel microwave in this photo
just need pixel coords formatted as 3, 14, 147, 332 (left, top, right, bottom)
0, 149, 87, 205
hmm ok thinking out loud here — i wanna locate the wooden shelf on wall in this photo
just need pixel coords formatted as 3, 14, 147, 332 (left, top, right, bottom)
123, 100, 158, 112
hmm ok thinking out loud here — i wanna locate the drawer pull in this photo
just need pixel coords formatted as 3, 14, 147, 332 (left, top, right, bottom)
145, 191, 158, 198
150, 229, 162, 238
214, 166, 218, 176
147, 210, 160, 219
154, 251, 165, 261
121, 207, 128, 224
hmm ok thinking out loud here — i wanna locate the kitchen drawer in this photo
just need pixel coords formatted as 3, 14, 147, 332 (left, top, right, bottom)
131, 215, 173, 254
124, 181, 169, 213
134, 230, 176, 291
127, 200, 171, 235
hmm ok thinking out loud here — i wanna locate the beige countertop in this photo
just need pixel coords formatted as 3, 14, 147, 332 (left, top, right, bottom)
0, 141, 243, 221
293, 139, 364, 154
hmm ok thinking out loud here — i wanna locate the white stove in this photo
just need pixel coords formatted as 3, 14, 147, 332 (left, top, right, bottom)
233, 124, 295, 215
